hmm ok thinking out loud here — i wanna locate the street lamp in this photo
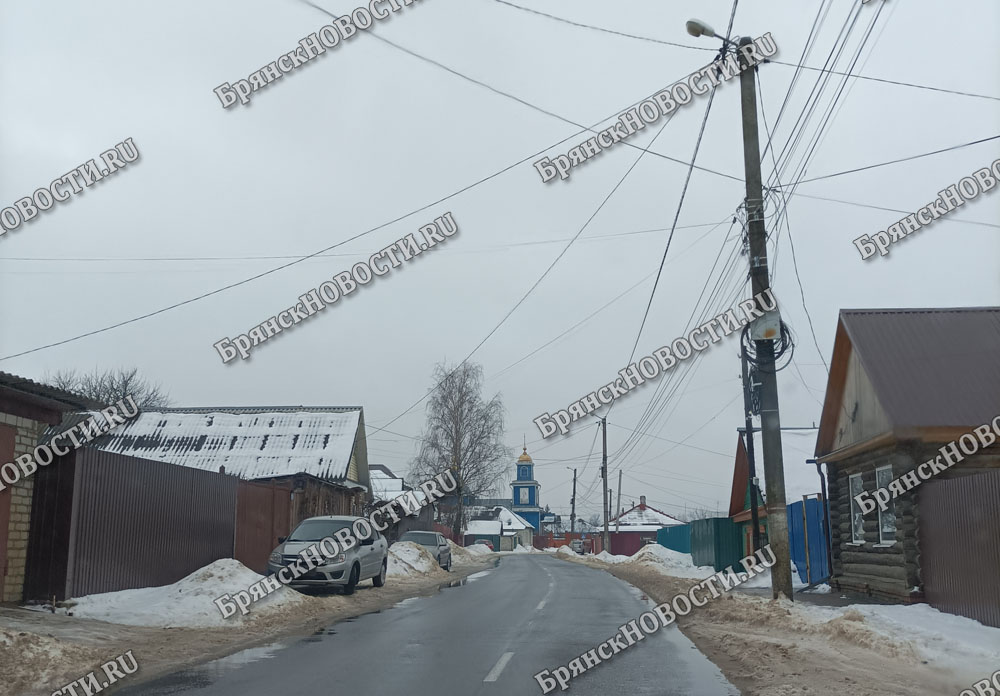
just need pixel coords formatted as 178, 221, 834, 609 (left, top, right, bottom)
685, 18, 715, 38
686, 18, 737, 50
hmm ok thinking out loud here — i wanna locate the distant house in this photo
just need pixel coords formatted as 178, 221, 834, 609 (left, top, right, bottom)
464, 519, 502, 550
0, 373, 98, 602
495, 506, 534, 548
91, 406, 372, 517
815, 308, 1000, 625
464, 505, 533, 550
369, 464, 407, 502
728, 435, 767, 555
608, 496, 683, 555
367, 463, 433, 543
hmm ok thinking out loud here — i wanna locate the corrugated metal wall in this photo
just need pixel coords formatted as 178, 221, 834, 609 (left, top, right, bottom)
920, 470, 1000, 628
787, 499, 830, 584
23, 449, 76, 601
657, 524, 691, 554
690, 517, 742, 571
235, 480, 291, 574
66, 449, 238, 598
26, 449, 239, 600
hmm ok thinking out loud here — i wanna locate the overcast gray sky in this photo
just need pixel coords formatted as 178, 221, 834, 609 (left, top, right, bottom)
2, 0, 998, 522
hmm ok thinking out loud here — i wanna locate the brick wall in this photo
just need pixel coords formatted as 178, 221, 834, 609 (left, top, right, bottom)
1, 412, 46, 602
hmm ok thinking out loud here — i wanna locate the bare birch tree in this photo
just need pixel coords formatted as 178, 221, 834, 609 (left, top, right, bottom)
409, 361, 510, 539
46, 367, 172, 409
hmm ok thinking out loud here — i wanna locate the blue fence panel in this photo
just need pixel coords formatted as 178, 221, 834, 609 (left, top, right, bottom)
657, 524, 691, 554
786, 499, 829, 584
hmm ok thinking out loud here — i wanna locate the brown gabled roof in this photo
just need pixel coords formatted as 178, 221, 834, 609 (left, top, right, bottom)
816, 307, 1000, 456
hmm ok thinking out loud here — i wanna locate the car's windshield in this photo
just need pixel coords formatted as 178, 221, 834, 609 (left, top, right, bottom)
287, 520, 352, 542
400, 532, 438, 546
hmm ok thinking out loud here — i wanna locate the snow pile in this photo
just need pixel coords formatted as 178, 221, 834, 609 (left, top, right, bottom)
556, 545, 578, 556
387, 541, 442, 577
595, 551, 629, 564
626, 544, 713, 579
512, 545, 540, 554
803, 603, 1000, 679
543, 547, 560, 553
464, 543, 494, 556
1, 628, 106, 695
447, 540, 474, 562
64, 559, 306, 628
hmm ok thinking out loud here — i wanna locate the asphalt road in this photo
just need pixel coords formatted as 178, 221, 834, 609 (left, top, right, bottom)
117, 554, 738, 696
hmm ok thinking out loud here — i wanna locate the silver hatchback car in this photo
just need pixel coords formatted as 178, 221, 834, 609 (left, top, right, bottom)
398, 530, 452, 571
267, 515, 389, 594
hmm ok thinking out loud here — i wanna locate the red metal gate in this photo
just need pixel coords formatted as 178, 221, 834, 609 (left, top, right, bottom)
235, 480, 291, 574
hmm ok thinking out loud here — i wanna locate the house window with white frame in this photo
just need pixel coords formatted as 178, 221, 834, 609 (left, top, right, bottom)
849, 473, 865, 543
875, 465, 896, 544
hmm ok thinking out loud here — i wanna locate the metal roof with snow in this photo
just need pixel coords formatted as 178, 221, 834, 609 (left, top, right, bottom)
90, 406, 366, 482
612, 497, 683, 529
370, 469, 408, 500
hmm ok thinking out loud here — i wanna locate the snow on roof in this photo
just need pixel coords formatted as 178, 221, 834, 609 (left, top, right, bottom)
370, 470, 407, 500
495, 506, 534, 530
466, 520, 502, 536
613, 502, 683, 528
91, 407, 363, 482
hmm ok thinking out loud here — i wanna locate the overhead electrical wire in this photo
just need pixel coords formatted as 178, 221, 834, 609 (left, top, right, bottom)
0, 60, 729, 362
372, 109, 685, 436
775, 134, 1000, 188
490, 0, 1000, 102
304, 0, 743, 182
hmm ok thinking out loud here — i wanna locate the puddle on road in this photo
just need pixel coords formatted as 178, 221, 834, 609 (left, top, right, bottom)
117, 643, 289, 694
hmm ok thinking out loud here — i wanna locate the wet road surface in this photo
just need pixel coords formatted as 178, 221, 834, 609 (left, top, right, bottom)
116, 554, 738, 696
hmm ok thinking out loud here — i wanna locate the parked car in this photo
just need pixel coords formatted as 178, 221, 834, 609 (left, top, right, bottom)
570, 539, 584, 553
398, 531, 452, 571
267, 515, 388, 594
473, 539, 494, 551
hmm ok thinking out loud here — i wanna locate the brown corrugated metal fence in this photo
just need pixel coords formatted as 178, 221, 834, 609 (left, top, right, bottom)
235, 480, 291, 574
26, 449, 238, 600
919, 469, 1000, 628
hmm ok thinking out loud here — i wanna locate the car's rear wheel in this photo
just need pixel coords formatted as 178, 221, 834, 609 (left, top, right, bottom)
343, 564, 360, 595
373, 560, 387, 587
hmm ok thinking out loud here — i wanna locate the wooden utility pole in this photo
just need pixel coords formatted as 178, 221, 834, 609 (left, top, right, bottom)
615, 470, 622, 532
738, 36, 793, 601
570, 468, 577, 533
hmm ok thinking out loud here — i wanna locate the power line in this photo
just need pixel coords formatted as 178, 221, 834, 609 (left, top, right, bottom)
620, 85, 720, 368
0, 69, 706, 362
757, 71, 829, 374
371, 110, 683, 436
1, 223, 727, 264
783, 191, 1000, 229
491, 0, 716, 53
775, 134, 1000, 187
605, 421, 732, 458
301, 0, 742, 182
491, 0, 1000, 102
493, 214, 730, 379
